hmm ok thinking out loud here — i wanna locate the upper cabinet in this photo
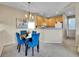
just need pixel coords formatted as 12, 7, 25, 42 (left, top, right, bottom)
35, 16, 44, 27
55, 16, 63, 23
35, 15, 63, 28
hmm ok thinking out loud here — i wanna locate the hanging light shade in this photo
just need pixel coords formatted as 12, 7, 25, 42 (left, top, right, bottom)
25, 2, 34, 21
25, 14, 28, 18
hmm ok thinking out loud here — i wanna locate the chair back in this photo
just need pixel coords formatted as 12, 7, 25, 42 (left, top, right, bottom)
32, 31, 36, 34
16, 32, 23, 44
28, 33, 40, 47
21, 30, 27, 35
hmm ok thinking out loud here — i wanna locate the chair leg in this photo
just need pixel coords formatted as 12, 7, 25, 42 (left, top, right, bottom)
17, 44, 19, 49
32, 48, 34, 56
37, 44, 39, 53
37, 41, 39, 52
17, 45, 18, 49
18, 45, 21, 52
25, 44, 28, 56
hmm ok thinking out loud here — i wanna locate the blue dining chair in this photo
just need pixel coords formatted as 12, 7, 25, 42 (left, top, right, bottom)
32, 31, 37, 34
20, 30, 27, 35
16, 32, 25, 52
25, 33, 40, 56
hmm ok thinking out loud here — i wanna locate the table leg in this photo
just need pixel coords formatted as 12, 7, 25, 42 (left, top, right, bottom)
37, 42, 39, 52
25, 44, 28, 56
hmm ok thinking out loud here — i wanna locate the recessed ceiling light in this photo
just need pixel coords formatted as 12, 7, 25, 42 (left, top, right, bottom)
56, 11, 59, 15
68, 11, 72, 15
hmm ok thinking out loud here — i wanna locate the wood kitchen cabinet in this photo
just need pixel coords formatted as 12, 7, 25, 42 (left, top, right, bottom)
35, 16, 44, 27
35, 15, 63, 28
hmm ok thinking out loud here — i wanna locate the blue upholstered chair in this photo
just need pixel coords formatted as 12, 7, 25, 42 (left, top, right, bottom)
32, 31, 37, 34
20, 30, 28, 42
16, 32, 25, 52
20, 30, 27, 35
25, 33, 40, 56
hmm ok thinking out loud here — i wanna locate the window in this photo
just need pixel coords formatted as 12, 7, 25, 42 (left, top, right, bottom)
28, 21, 35, 30
68, 17, 76, 30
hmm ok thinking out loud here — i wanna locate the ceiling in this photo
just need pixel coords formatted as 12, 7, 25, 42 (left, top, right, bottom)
0, 2, 70, 17
64, 5, 75, 16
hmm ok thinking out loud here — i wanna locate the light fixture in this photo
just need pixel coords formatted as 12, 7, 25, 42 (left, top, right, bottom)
56, 11, 59, 15
25, 14, 28, 18
25, 2, 34, 21
68, 11, 72, 15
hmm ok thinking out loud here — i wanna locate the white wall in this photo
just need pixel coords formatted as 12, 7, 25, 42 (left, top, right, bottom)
0, 4, 26, 47
75, 3, 79, 51
0, 24, 5, 56
0, 24, 18, 56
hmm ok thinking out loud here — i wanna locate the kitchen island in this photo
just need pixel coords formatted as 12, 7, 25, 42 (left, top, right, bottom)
36, 28, 63, 43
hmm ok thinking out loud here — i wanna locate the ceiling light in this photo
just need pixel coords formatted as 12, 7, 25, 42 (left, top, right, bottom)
25, 2, 34, 21
25, 14, 28, 18
68, 11, 72, 15
56, 11, 59, 15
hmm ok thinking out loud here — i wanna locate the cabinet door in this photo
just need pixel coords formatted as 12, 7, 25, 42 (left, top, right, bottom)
48, 18, 56, 27
35, 16, 44, 27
